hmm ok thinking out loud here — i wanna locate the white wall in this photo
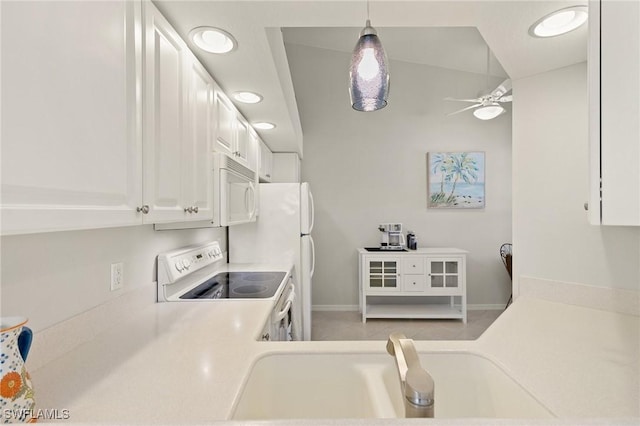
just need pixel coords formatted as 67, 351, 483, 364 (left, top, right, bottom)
512, 62, 640, 294
0, 225, 226, 332
285, 43, 513, 309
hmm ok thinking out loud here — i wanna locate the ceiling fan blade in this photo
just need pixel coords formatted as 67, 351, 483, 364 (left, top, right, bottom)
444, 97, 482, 103
498, 95, 513, 103
447, 103, 482, 116
491, 78, 512, 98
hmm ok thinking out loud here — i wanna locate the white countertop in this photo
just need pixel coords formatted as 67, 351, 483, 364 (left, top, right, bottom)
30, 276, 639, 424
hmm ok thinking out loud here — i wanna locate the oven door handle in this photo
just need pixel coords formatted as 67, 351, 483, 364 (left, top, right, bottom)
274, 288, 295, 322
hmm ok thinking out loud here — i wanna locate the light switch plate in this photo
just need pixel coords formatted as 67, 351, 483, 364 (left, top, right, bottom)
110, 263, 123, 291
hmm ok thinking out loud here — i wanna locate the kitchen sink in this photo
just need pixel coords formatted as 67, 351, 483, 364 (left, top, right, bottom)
231, 352, 554, 420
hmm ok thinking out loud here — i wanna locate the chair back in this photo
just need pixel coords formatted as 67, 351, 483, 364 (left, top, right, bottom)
500, 243, 512, 280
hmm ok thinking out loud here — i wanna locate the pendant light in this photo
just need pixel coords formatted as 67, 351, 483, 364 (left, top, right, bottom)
348, 1, 390, 112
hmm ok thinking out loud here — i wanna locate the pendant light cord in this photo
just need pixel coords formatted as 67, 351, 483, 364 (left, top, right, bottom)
367, 0, 370, 22
485, 45, 490, 92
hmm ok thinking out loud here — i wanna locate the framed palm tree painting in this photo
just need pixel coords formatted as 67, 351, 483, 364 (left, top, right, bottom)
427, 152, 485, 209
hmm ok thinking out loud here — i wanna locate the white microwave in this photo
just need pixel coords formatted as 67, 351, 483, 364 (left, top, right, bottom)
154, 153, 257, 230
213, 153, 257, 226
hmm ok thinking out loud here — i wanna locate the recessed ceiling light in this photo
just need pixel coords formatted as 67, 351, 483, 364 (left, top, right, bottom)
529, 6, 588, 38
253, 122, 276, 130
189, 27, 237, 54
232, 91, 263, 104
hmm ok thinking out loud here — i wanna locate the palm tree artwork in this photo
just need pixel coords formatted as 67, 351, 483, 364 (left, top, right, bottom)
427, 152, 485, 208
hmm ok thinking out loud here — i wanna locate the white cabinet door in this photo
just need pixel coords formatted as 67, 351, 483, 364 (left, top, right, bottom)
1, 1, 143, 235
213, 91, 235, 157
365, 258, 401, 292
426, 258, 463, 295
247, 129, 259, 173
258, 138, 273, 182
143, 1, 189, 224
183, 53, 214, 221
235, 117, 250, 167
589, 0, 640, 225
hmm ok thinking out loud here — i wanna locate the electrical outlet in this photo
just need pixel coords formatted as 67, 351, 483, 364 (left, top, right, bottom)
110, 263, 124, 291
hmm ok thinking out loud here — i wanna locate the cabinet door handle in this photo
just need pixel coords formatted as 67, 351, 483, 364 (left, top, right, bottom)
184, 206, 193, 213
192, 206, 199, 213
137, 205, 150, 214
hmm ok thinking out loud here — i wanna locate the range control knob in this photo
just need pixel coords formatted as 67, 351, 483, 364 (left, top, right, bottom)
175, 262, 183, 272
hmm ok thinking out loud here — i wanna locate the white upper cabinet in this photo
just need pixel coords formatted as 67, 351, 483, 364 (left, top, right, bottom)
1, 0, 258, 234
183, 53, 214, 220
1, 1, 144, 235
247, 129, 260, 174
258, 138, 274, 183
589, 0, 640, 225
143, 2, 213, 224
235, 117, 250, 166
213, 90, 236, 157
143, 2, 189, 224
212, 91, 258, 171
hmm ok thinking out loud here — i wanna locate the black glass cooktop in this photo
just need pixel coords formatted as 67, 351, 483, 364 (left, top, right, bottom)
179, 271, 287, 300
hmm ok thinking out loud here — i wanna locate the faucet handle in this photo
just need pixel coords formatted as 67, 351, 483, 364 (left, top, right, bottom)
405, 366, 435, 407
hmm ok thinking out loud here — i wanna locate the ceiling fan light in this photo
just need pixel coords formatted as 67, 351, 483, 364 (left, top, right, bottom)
529, 6, 588, 38
348, 21, 390, 112
473, 103, 505, 120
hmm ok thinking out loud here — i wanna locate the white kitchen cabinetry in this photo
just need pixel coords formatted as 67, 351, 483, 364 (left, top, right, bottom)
212, 91, 258, 171
235, 117, 251, 168
258, 139, 274, 182
588, 0, 640, 226
213, 90, 236, 158
359, 248, 467, 323
143, 2, 212, 224
1, 1, 144, 235
183, 53, 214, 220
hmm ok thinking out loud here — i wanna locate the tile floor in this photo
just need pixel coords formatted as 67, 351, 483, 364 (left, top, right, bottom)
311, 310, 504, 341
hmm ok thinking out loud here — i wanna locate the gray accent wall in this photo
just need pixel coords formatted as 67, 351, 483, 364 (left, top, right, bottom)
285, 43, 513, 309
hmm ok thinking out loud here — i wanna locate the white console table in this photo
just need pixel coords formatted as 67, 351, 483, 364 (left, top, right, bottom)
358, 248, 468, 323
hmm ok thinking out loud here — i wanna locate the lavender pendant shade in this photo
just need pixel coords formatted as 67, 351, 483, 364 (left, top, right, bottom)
349, 20, 390, 112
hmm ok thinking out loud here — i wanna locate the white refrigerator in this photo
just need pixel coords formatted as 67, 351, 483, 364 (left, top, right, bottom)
229, 183, 315, 341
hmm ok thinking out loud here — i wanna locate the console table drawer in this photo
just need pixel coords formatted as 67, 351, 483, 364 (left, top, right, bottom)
402, 274, 426, 292
402, 258, 425, 274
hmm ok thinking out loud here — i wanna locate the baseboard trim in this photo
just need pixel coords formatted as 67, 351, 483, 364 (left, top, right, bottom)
467, 304, 505, 311
312, 305, 359, 312
312, 304, 505, 312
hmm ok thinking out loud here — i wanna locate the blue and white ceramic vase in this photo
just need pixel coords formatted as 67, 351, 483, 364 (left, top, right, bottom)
1, 317, 35, 423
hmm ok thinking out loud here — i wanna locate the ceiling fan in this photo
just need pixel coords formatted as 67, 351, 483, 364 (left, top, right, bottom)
445, 46, 512, 120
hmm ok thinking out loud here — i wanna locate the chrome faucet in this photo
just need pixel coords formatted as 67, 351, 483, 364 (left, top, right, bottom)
386, 332, 435, 418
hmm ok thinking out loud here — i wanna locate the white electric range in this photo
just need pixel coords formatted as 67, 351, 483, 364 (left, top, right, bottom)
157, 241, 296, 341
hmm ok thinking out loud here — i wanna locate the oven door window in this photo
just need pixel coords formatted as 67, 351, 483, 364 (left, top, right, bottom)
220, 169, 256, 226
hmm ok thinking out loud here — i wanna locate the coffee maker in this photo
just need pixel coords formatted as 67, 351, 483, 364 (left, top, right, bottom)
378, 223, 406, 250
